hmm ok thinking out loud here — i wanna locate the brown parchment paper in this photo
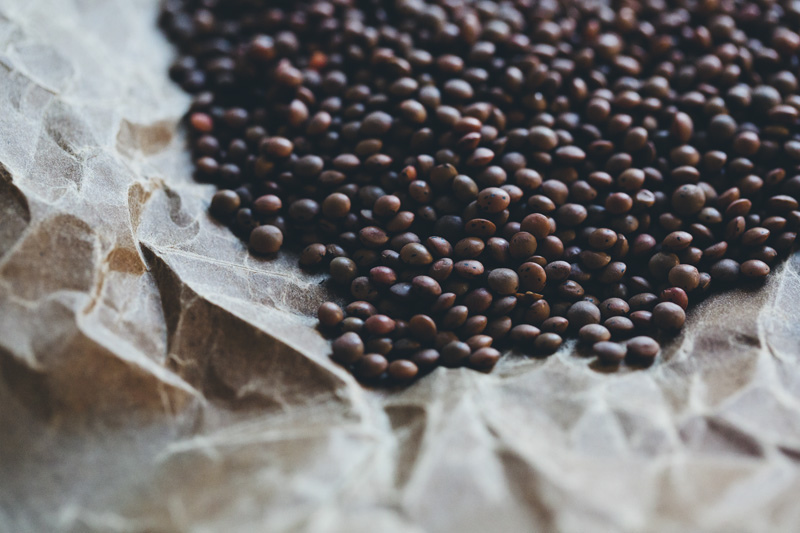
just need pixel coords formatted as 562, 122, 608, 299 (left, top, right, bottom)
2, 1, 800, 532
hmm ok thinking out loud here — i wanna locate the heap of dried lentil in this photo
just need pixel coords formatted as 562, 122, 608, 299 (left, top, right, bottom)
160, 0, 800, 383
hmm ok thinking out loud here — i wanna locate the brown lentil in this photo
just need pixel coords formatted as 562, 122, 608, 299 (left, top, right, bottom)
593, 342, 627, 365
579, 324, 611, 345
332, 332, 364, 365
741, 260, 770, 279
626, 336, 661, 362
164, 0, 800, 385
249, 225, 283, 254
354, 354, 388, 380
534, 333, 563, 355
652, 302, 686, 331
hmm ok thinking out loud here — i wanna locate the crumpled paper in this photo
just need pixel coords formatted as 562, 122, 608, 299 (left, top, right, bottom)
2, 1, 800, 532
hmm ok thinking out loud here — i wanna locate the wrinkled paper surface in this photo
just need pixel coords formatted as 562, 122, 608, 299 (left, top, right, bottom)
2, 2, 800, 532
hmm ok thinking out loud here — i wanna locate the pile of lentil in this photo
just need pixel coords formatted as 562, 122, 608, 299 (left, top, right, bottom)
160, 0, 800, 383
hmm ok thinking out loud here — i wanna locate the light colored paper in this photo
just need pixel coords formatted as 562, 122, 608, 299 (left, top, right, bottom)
2, 2, 800, 532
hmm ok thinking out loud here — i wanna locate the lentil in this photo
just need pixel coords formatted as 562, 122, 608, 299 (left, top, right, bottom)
162, 0, 800, 385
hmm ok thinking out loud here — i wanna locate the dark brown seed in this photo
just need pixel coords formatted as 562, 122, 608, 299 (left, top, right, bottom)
460, 315, 487, 337
600, 298, 629, 319
649, 252, 680, 280
440, 341, 471, 367
741, 259, 770, 279
725, 217, 746, 241
361, 111, 393, 136
400, 99, 427, 124
604, 316, 635, 338
168, 0, 799, 385
249, 225, 283, 254
733, 131, 760, 156
518, 262, 547, 292
487, 315, 513, 340
555, 146, 586, 164
662, 231, 693, 251
672, 184, 706, 216
711, 259, 740, 283
318, 302, 344, 328
341, 317, 364, 334
544, 261, 570, 282
300, 244, 327, 268
605, 192, 634, 215
465, 218, 497, 237
351, 277, 378, 302
426, 236, 453, 258
263, 136, 294, 158
509, 232, 538, 259
345, 302, 376, 319
210, 190, 241, 217
580, 250, 611, 270
370, 266, 397, 286
365, 315, 396, 336
668, 265, 700, 291
464, 289, 492, 314
556, 204, 588, 227
541, 317, 569, 334
388, 360, 419, 381
355, 354, 388, 380
525, 299, 551, 325
579, 324, 611, 344
467, 347, 501, 371
741, 228, 770, 246
529, 126, 558, 151
411, 275, 442, 298
488, 268, 519, 295
597, 262, 627, 283
626, 336, 660, 361
321, 193, 351, 219
433, 333, 457, 352
631, 234, 657, 256
465, 335, 493, 353
400, 243, 433, 265
593, 342, 627, 364
373, 195, 401, 218
534, 333, 563, 354
365, 337, 392, 356
767, 195, 799, 213
567, 301, 601, 329
443, 79, 474, 100
509, 325, 541, 346
359, 226, 389, 248
329, 257, 358, 285
670, 112, 694, 143
660, 287, 689, 310
630, 311, 653, 330
557, 280, 585, 301
652, 302, 686, 330
588, 228, 618, 250
477, 187, 511, 213
454, 260, 485, 279
520, 213, 551, 239
441, 306, 469, 330
454, 237, 485, 259
429, 258, 454, 281
725, 199, 752, 218
409, 314, 438, 342
252, 194, 282, 216
332, 332, 364, 365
